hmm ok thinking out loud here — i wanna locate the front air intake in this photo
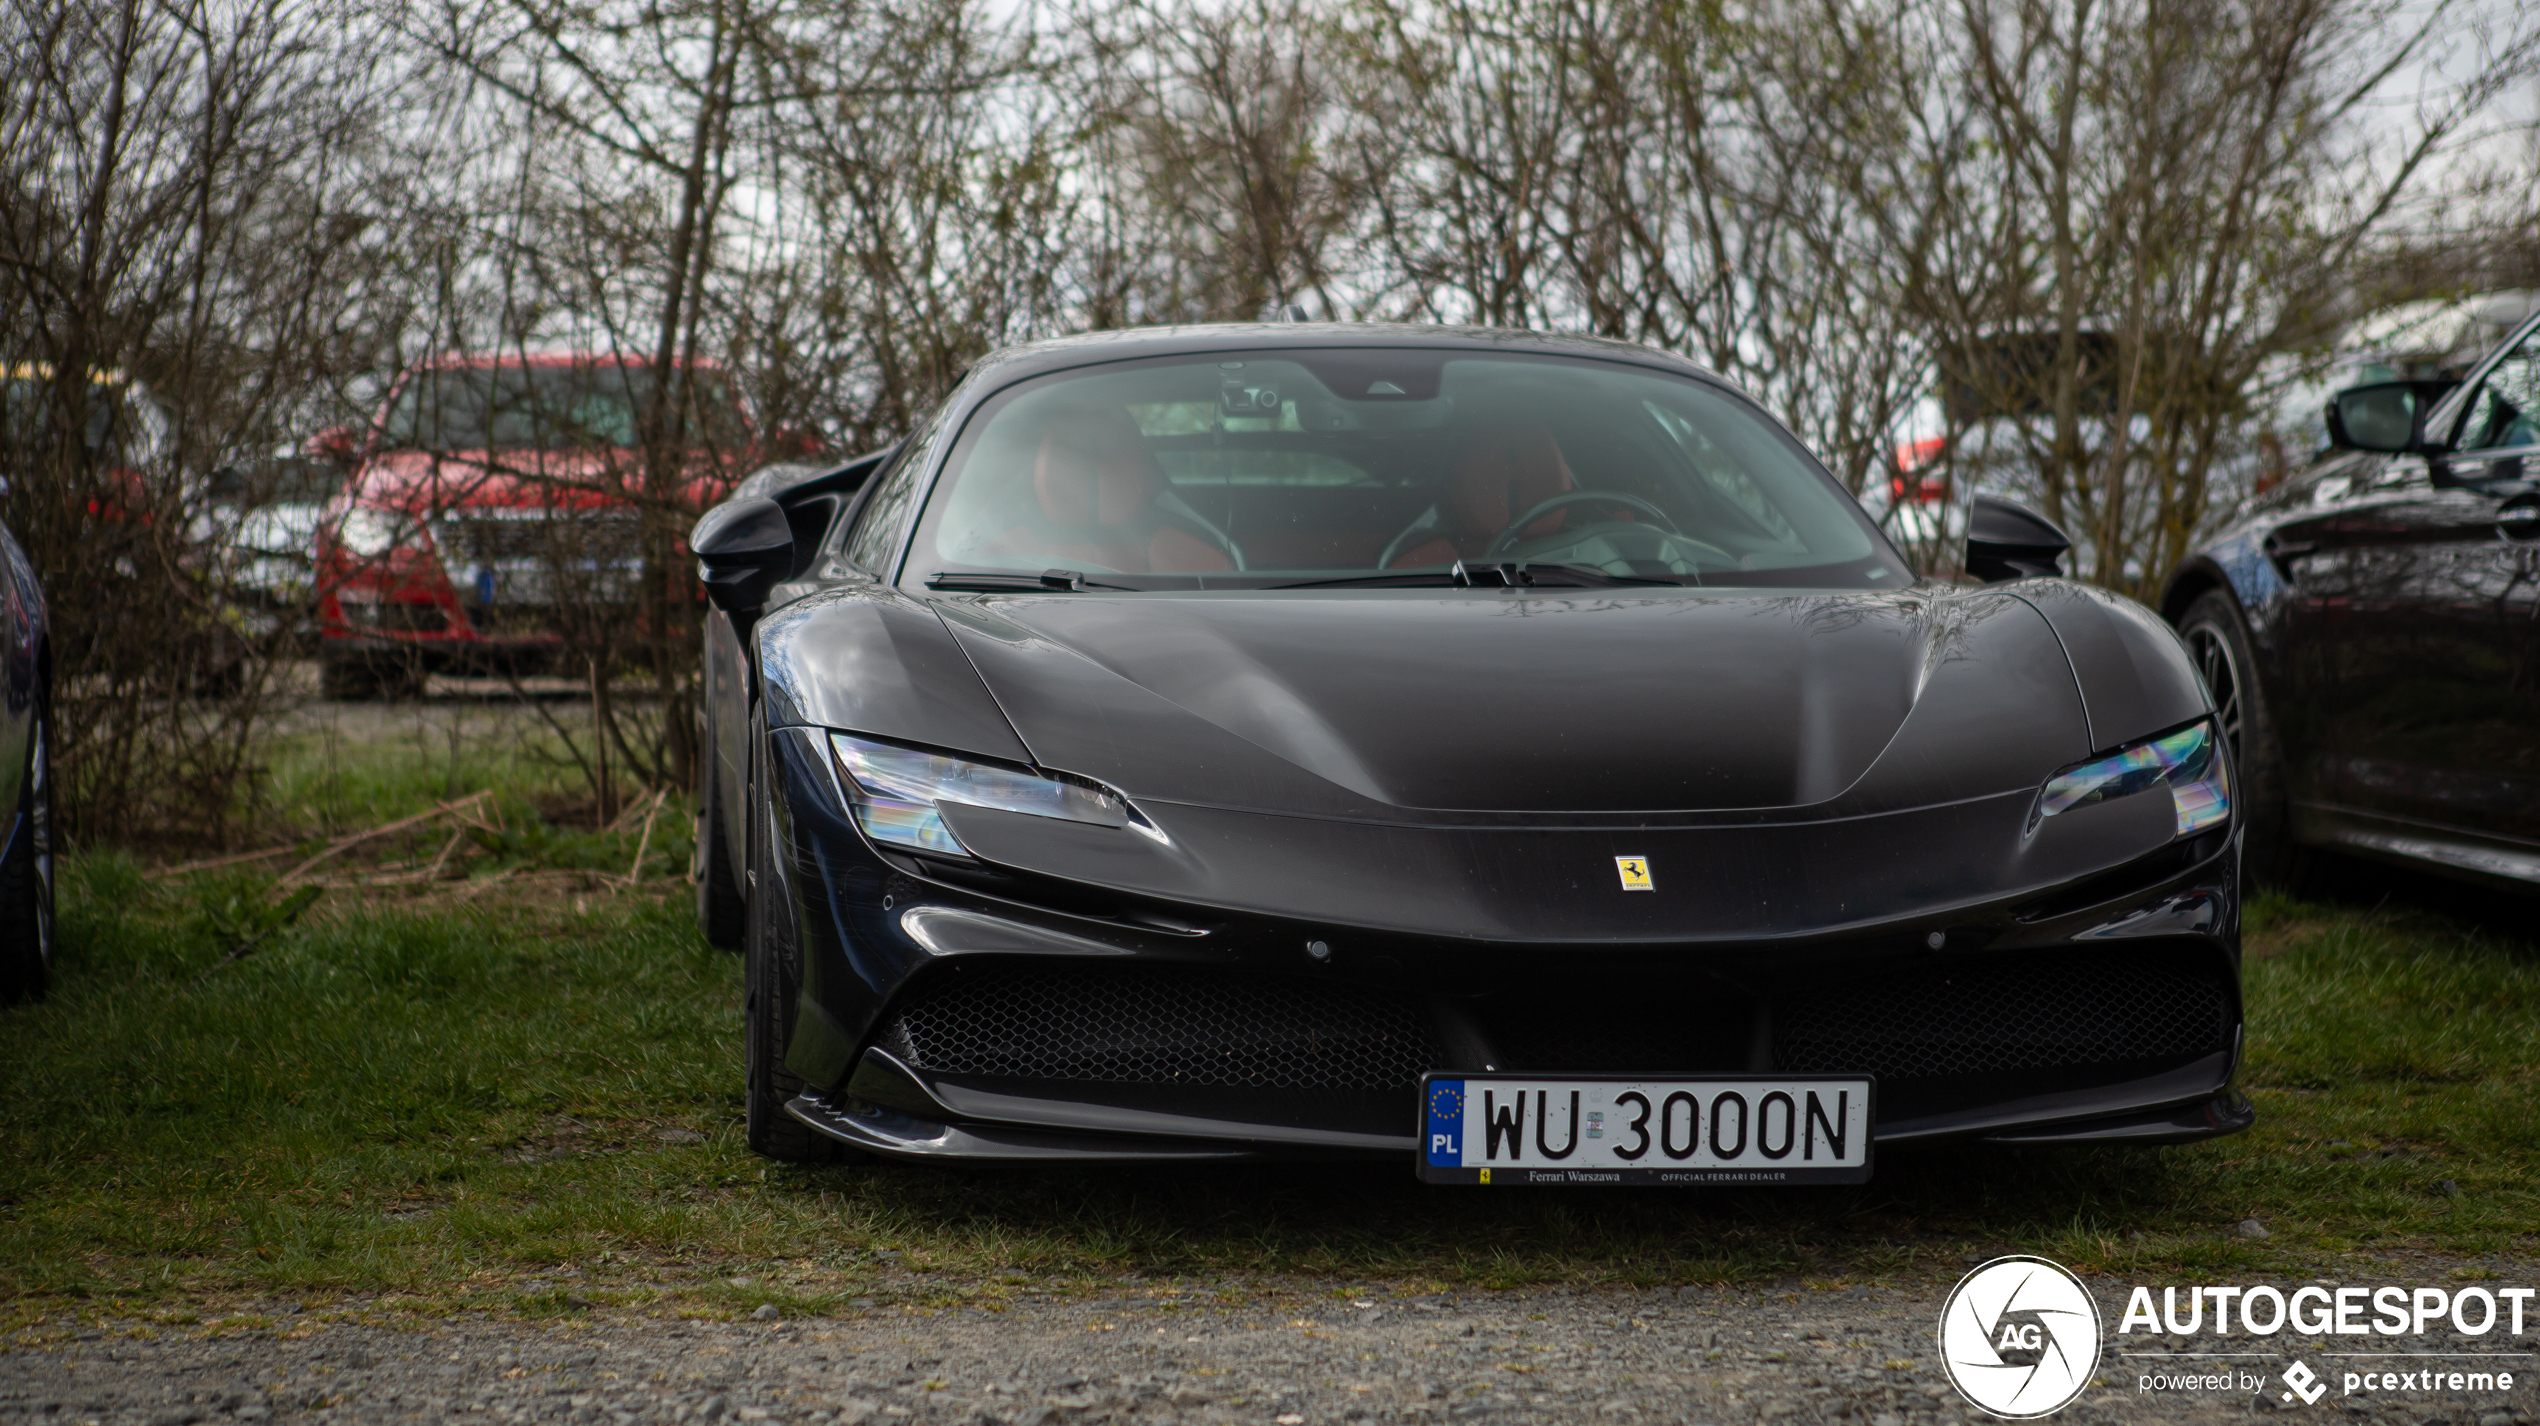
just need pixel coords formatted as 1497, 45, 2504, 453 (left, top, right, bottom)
879, 963, 1443, 1092
1774, 945, 2233, 1082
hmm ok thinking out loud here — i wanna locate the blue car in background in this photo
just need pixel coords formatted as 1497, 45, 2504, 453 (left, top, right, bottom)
0, 512, 49, 999
2159, 310, 2540, 891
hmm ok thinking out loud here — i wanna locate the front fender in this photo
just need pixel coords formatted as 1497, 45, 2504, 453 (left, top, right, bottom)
755, 586, 1029, 762
2009, 581, 2211, 752
2166, 530, 2290, 646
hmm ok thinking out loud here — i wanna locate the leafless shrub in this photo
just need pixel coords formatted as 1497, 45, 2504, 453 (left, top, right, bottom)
1761, 0, 2540, 589
0, 0, 401, 845
11, 0, 2540, 848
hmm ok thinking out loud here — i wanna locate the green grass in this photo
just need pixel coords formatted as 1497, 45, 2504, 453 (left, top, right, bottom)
195, 699, 692, 882
1, 847, 2534, 1320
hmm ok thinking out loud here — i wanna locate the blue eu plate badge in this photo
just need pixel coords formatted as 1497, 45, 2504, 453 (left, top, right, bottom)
1425, 1080, 1465, 1166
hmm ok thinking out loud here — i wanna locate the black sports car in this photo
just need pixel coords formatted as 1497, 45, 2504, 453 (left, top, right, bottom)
692, 325, 2249, 1174
2160, 311, 2540, 890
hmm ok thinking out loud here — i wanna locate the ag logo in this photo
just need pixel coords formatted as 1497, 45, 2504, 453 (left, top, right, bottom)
1938, 1255, 2101, 1418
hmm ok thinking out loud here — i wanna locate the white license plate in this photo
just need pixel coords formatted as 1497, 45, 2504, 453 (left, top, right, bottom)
1417, 1074, 1874, 1185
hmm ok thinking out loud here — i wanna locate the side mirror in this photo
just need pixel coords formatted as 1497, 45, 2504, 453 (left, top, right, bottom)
2324, 380, 2445, 453
1964, 495, 2072, 582
691, 497, 796, 617
306, 425, 365, 469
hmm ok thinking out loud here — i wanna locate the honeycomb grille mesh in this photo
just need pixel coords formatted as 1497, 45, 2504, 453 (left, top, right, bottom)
1775, 948, 2231, 1081
888, 964, 1442, 1091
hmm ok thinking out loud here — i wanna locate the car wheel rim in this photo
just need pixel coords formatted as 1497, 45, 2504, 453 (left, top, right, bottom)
2186, 623, 2243, 757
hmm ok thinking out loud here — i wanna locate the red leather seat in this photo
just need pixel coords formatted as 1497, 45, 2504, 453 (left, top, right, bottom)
978, 410, 1230, 573
1387, 424, 1576, 567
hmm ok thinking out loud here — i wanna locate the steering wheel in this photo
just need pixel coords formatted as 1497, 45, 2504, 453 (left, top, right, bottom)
1188, 521, 1249, 571
1485, 490, 1712, 561
1151, 491, 1248, 570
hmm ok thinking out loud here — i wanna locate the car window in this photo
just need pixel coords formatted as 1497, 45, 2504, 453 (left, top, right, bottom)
840, 410, 947, 576
902, 350, 1898, 589
2450, 331, 2540, 453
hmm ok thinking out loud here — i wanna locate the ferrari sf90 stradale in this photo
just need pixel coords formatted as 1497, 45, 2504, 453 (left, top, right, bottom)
691, 325, 2248, 1180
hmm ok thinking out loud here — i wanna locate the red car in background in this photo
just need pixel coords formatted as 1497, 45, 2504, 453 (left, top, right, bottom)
313, 354, 768, 697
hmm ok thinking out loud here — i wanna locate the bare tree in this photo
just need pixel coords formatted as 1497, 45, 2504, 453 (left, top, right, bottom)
0, 0, 398, 843
397, 0, 776, 798
1070, 0, 1362, 324
745, 0, 1070, 443
1765, 0, 2540, 590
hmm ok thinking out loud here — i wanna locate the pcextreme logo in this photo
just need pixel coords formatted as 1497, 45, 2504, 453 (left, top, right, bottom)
1939, 1256, 2103, 1419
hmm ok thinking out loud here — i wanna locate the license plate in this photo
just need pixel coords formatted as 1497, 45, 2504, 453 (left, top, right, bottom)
1416, 1073, 1874, 1185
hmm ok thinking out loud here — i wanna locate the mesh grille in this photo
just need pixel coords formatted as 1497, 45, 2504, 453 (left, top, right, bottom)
888, 963, 1441, 1091
1776, 948, 2231, 1081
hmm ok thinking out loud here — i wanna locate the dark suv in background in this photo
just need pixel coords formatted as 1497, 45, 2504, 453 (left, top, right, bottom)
2161, 312, 2540, 889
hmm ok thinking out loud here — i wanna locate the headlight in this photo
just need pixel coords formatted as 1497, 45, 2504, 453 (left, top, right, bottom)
830, 732, 1154, 855
336, 507, 406, 557
2036, 720, 2232, 837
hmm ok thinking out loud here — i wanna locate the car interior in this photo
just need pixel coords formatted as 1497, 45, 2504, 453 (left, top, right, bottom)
905, 351, 1898, 588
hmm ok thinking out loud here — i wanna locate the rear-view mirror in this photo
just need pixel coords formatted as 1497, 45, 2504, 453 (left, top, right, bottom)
1964, 495, 2072, 582
2324, 381, 2438, 453
691, 496, 796, 619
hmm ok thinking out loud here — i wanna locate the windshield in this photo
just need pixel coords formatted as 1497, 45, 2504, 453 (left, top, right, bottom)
901, 350, 1902, 589
381, 364, 743, 452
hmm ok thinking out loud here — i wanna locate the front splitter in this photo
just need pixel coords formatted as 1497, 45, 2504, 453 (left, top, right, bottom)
786, 1094, 1350, 1163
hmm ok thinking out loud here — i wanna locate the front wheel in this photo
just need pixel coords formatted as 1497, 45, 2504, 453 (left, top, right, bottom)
2178, 590, 2293, 885
693, 731, 745, 952
0, 688, 56, 1002
742, 718, 846, 1163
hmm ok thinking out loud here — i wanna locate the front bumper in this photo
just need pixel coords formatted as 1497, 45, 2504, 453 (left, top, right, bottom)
787, 1086, 2259, 1162
758, 727, 2249, 1167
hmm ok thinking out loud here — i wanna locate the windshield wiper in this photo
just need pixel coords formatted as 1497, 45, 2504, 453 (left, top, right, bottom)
1271, 560, 1681, 590
1266, 571, 1469, 589
925, 568, 1135, 592
1515, 562, 1683, 587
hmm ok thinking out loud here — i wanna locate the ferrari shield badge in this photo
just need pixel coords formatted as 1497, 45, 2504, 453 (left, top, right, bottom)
1614, 855, 1654, 891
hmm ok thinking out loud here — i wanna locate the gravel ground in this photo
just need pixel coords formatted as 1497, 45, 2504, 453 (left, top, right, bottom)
6, 1284, 2535, 1426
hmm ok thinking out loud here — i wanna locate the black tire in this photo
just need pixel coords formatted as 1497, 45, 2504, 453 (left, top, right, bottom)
2179, 590, 2293, 885
742, 712, 844, 1163
694, 731, 745, 952
0, 685, 56, 1003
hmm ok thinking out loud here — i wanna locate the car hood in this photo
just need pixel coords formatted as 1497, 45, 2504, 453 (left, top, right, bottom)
929, 588, 2072, 817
